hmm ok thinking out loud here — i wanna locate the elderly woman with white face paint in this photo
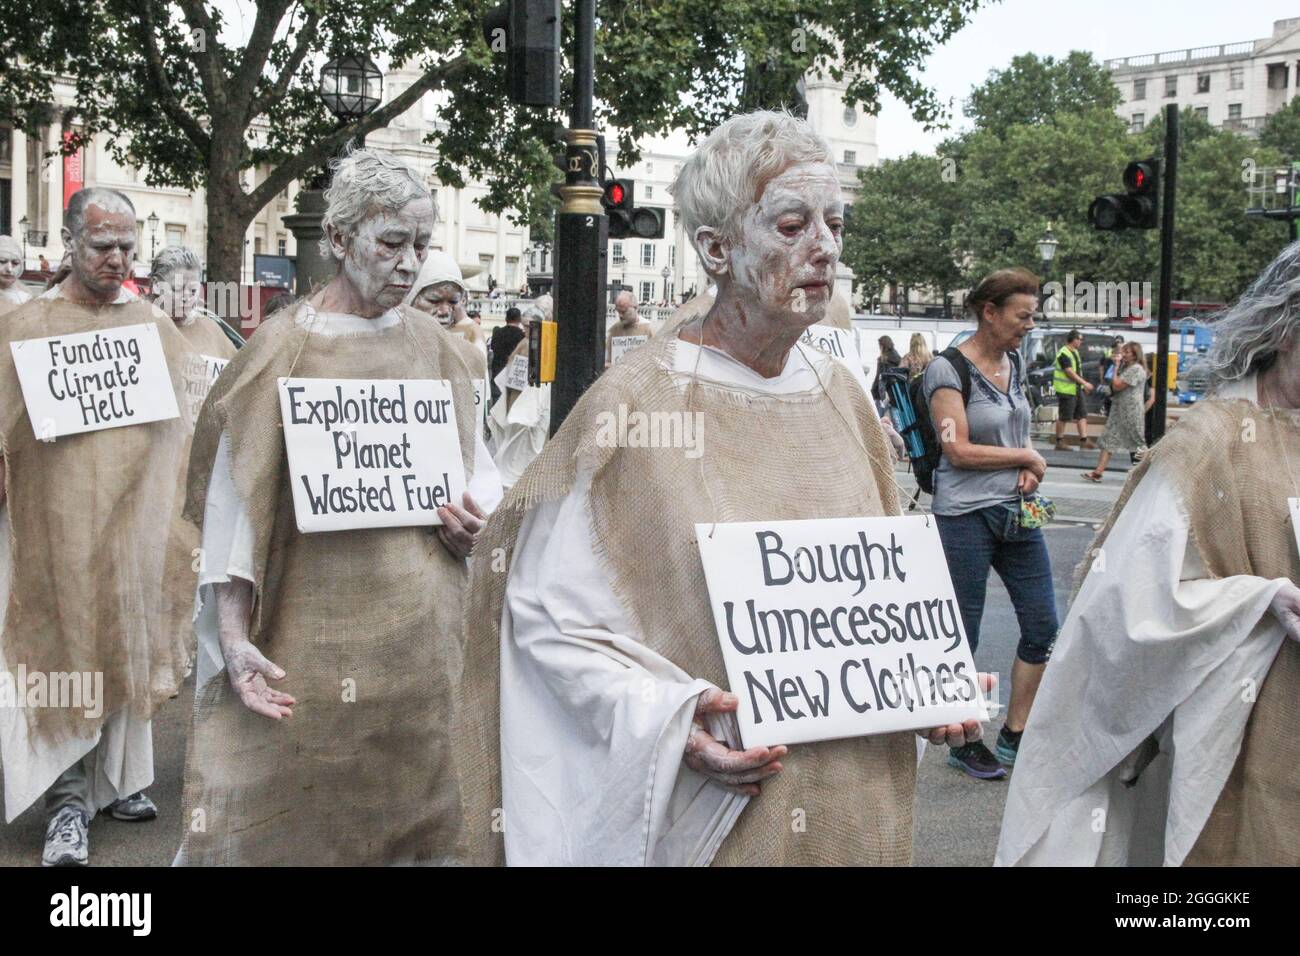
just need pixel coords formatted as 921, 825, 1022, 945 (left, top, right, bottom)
997, 242, 1300, 867
0, 236, 31, 314
408, 251, 487, 352
455, 110, 988, 866
176, 148, 502, 865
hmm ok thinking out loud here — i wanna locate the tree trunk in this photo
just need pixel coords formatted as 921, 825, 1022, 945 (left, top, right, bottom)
205, 193, 250, 289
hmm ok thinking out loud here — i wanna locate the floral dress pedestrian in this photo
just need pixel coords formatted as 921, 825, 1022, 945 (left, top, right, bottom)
1099, 361, 1147, 453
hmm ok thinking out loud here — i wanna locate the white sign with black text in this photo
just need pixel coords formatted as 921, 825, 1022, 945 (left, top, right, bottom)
278, 377, 467, 533
179, 353, 229, 425
610, 334, 648, 364
696, 514, 985, 747
11, 323, 180, 440
504, 353, 530, 391
799, 324, 872, 397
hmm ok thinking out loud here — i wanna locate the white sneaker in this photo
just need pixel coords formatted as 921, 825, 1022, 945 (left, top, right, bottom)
42, 806, 89, 867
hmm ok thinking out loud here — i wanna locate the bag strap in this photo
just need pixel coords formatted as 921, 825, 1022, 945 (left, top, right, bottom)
938, 346, 972, 406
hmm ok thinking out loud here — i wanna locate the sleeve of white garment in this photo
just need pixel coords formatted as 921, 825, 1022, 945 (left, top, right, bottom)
500, 466, 746, 866
467, 425, 504, 513
995, 460, 1290, 866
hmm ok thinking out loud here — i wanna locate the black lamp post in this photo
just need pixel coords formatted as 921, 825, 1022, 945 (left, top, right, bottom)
1036, 222, 1059, 312
282, 55, 384, 297
147, 211, 160, 262
18, 215, 28, 270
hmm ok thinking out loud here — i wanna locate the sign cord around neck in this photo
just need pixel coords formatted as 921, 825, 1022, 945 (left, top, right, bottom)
684, 316, 724, 540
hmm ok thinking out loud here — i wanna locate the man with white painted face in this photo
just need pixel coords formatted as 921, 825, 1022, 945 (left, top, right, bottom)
0, 235, 32, 314
408, 251, 487, 352
605, 290, 653, 366
456, 110, 988, 866
177, 148, 502, 865
0, 188, 194, 865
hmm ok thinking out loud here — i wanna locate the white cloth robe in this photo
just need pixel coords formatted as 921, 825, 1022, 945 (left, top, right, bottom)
500, 339, 908, 866
486, 368, 550, 491
996, 377, 1294, 866
193, 307, 504, 691
0, 282, 151, 822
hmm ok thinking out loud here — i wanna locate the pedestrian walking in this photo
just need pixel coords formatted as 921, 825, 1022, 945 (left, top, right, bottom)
1052, 329, 1095, 451
1083, 342, 1147, 481
899, 332, 933, 380
922, 267, 1058, 780
872, 334, 901, 402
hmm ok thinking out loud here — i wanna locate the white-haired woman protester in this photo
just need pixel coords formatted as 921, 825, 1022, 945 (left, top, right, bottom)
175, 148, 502, 865
455, 110, 990, 867
147, 246, 238, 369
998, 242, 1300, 867
0, 235, 31, 314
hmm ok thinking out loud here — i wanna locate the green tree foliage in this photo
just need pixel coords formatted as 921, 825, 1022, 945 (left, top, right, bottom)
964, 51, 1121, 131
0, 0, 987, 281
1258, 95, 1300, 161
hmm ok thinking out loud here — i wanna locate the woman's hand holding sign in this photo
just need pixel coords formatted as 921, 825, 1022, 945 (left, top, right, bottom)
685, 688, 787, 796
435, 491, 487, 560
917, 671, 997, 747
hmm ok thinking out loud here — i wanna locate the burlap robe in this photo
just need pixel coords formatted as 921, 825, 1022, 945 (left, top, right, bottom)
1076, 397, 1300, 866
456, 333, 918, 866
177, 304, 478, 865
0, 297, 192, 745
0, 296, 26, 318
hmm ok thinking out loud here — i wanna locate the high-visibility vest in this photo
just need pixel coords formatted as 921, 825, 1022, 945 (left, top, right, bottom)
1053, 345, 1081, 395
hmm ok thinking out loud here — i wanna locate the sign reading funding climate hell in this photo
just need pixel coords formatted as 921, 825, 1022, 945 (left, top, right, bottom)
277, 377, 467, 533
11, 324, 180, 440
696, 514, 986, 748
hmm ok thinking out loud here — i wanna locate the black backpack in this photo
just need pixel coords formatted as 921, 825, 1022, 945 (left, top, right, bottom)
904, 346, 1021, 496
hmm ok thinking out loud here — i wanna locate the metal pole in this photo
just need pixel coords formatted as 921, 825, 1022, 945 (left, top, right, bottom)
1152, 104, 1178, 443
551, 0, 607, 435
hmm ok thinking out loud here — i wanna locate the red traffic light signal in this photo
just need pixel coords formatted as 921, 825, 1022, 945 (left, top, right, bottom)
603, 179, 633, 210
1089, 157, 1160, 231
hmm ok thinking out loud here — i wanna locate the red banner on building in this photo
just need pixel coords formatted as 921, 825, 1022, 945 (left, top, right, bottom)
62, 131, 83, 210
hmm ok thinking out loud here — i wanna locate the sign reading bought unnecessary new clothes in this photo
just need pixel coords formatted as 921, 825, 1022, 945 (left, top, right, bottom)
278, 377, 466, 533
696, 514, 985, 747
11, 323, 180, 440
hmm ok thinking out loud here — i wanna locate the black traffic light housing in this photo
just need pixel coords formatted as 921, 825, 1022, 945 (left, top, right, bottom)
1089, 158, 1160, 231
601, 178, 666, 239
482, 0, 561, 107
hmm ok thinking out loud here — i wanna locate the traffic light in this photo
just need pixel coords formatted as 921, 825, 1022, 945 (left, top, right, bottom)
482, 0, 561, 107
602, 179, 666, 239
1088, 158, 1160, 231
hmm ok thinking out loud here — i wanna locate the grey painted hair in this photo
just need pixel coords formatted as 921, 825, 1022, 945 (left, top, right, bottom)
64, 187, 135, 238
0, 235, 22, 261
1206, 241, 1300, 389
318, 147, 435, 260
148, 245, 201, 285
669, 109, 834, 247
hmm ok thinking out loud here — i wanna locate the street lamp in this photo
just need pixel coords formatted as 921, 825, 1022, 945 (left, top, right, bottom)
17, 215, 28, 270
147, 211, 160, 262
661, 265, 670, 305
318, 56, 384, 125
1036, 222, 1059, 311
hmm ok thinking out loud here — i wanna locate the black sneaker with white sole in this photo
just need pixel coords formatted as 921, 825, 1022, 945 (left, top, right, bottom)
42, 807, 89, 867
106, 791, 158, 822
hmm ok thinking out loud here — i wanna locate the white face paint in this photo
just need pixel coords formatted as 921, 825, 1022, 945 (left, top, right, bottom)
332, 198, 433, 315
156, 268, 204, 322
412, 281, 464, 327
728, 161, 843, 330
67, 202, 137, 300
0, 254, 21, 289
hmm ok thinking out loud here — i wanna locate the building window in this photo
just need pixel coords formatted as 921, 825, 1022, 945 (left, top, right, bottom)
1194, 106, 1209, 121
1130, 113, 1145, 132
843, 106, 857, 127
277, 238, 287, 256
844, 150, 857, 165
639, 280, 654, 303
505, 256, 519, 288
645, 185, 653, 199
1228, 103, 1243, 121
254, 237, 264, 255
1230, 67, 1244, 90
641, 243, 655, 268
669, 244, 675, 268
611, 241, 625, 265
1196, 73, 1210, 94
1268, 64, 1289, 89
0, 129, 11, 163
645, 162, 653, 175
166, 225, 185, 248
1133, 79, 1146, 100
1164, 76, 1177, 98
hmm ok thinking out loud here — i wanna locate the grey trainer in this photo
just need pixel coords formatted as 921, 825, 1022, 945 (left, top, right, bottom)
42, 807, 89, 867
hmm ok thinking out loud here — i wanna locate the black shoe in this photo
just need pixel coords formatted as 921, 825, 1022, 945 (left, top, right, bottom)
995, 726, 1023, 767
946, 741, 1007, 780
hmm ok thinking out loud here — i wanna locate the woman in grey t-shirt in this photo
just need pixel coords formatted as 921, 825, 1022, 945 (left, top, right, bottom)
922, 268, 1058, 780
